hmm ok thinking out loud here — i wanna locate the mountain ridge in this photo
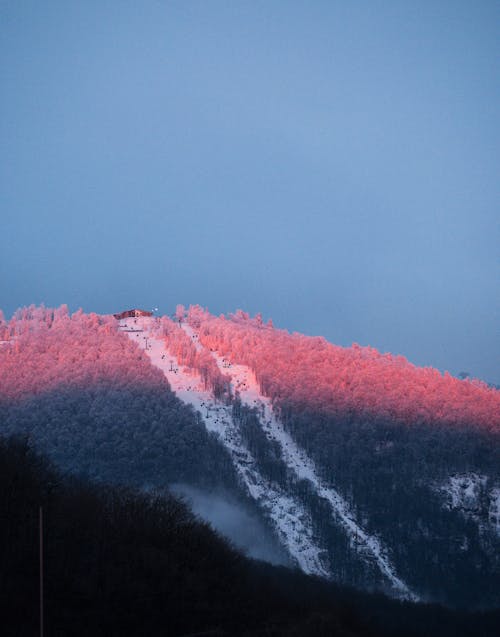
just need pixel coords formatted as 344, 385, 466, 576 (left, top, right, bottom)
0, 304, 498, 608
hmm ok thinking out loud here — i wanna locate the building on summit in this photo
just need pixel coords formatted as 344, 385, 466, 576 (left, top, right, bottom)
113, 309, 153, 320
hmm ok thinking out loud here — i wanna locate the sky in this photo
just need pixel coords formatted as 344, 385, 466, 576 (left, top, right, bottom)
1, 1, 498, 383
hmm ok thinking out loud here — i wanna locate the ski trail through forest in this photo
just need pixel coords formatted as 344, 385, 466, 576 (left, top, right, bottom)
181, 323, 417, 600
120, 317, 416, 598
120, 318, 329, 577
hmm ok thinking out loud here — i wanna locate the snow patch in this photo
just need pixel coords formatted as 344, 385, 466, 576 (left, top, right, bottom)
438, 473, 500, 536
489, 487, 500, 534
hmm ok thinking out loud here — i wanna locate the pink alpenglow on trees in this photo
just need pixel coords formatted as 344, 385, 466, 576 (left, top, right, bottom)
151, 315, 231, 400
2, 304, 498, 433
186, 307, 500, 432
175, 304, 186, 325
0, 306, 167, 403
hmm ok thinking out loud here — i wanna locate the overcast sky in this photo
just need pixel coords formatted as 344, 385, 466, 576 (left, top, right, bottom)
1, 1, 498, 383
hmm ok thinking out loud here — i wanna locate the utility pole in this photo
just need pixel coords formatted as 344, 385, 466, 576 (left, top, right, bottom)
39, 505, 44, 637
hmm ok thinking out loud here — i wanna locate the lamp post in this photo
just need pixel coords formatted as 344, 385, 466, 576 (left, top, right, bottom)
39, 505, 43, 637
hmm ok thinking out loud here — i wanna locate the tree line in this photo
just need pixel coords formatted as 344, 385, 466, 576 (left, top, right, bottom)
1, 435, 498, 637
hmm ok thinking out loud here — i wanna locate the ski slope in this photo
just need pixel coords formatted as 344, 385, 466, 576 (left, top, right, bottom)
120, 316, 416, 598
119, 317, 329, 577
181, 324, 417, 600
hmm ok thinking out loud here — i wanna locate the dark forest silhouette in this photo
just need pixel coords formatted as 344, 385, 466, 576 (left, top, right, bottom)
1, 436, 498, 637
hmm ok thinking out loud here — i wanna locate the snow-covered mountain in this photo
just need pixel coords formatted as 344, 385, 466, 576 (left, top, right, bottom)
0, 304, 499, 608
121, 315, 416, 599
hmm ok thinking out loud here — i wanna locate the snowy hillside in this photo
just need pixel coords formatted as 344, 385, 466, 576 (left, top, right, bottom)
1, 304, 499, 608
121, 315, 417, 599
119, 316, 329, 578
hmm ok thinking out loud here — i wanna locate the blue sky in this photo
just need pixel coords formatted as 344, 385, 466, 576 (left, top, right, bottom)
1, 1, 499, 383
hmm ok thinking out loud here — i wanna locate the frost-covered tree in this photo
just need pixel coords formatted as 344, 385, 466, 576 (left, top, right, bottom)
175, 304, 185, 325
186, 305, 500, 432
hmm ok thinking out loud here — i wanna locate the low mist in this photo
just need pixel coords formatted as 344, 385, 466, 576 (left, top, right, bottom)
170, 484, 290, 567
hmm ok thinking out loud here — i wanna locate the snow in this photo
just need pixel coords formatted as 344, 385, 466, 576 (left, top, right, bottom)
180, 324, 417, 600
446, 474, 486, 511
120, 317, 329, 577
119, 317, 417, 598
489, 487, 500, 534
438, 473, 500, 536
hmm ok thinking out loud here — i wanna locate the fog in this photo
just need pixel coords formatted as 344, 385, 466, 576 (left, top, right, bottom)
170, 484, 290, 567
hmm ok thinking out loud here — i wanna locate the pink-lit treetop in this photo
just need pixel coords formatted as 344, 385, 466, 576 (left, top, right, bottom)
0, 305, 166, 402
187, 306, 500, 432
151, 315, 231, 400
1, 304, 498, 432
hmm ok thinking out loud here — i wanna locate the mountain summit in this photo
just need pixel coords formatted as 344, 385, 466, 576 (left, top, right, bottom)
1, 304, 498, 608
